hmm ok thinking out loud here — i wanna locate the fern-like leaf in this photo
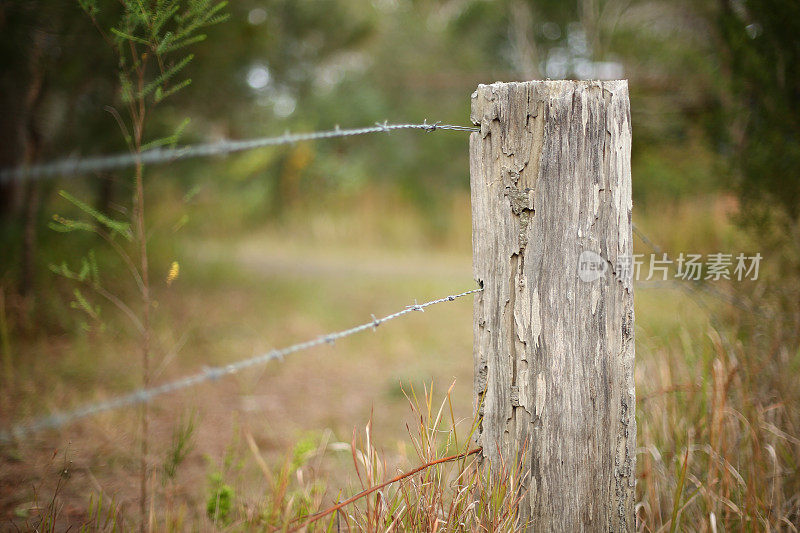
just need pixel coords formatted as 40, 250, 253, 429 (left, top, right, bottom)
153, 78, 192, 103
71, 288, 102, 321
50, 262, 80, 282
119, 72, 135, 104
140, 118, 191, 151
88, 249, 101, 286
58, 190, 133, 240
49, 214, 96, 234
159, 34, 206, 54
110, 27, 151, 46
151, 3, 180, 36
139, 54, 193, 99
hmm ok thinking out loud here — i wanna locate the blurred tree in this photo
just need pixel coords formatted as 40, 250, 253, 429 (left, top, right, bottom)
0, 0, 374, 314
0, 2, 119, 313
9, 0, 800, 314
711, 0, 800, 223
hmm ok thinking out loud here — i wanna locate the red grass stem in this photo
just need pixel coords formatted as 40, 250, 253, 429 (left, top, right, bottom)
289, 447, 482, 532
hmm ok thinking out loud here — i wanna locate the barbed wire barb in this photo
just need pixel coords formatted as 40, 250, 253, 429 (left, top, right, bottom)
0, 287, 482, 442
0, 121, 479, 183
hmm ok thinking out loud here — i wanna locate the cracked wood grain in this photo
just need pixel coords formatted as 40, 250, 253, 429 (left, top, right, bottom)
470, 80, 635, 531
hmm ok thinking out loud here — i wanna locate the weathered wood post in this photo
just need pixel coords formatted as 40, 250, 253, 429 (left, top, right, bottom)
470, 80, 635, 531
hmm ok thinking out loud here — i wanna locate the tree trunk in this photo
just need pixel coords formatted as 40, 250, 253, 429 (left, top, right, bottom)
19, 28, 47, 301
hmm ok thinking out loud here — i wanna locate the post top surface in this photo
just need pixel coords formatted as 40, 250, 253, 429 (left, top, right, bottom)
475, 79, 627, 88
470, 79, 630, 131
471, 79, 628, 100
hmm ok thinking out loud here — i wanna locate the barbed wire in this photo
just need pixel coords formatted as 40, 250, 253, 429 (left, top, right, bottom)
0, 120, 479, 184
0, 287, 482, 443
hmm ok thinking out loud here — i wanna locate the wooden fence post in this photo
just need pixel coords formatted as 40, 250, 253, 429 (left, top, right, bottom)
470, 80, 635, 531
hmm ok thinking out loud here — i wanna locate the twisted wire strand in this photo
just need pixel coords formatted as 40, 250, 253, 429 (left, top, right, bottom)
0, 287, 482, 442
0, 121, 479, 183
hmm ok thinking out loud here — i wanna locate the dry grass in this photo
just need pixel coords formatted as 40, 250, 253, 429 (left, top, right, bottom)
634, 196, 800, 531
1, 192, 799, 530
223, 381, 529, 531
323, 383, 527, 532
636, 309, 800, 530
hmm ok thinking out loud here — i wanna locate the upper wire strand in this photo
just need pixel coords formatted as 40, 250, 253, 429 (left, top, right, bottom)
0, 121, 479, 183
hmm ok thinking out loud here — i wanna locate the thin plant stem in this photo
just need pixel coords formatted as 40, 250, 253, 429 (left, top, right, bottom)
0, 286, 12, 395
129, 39, 152, 533
92, 283, 145, 333
94, 228, 145, 294
289, 447, 482, 532
135, 157, 151, 533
